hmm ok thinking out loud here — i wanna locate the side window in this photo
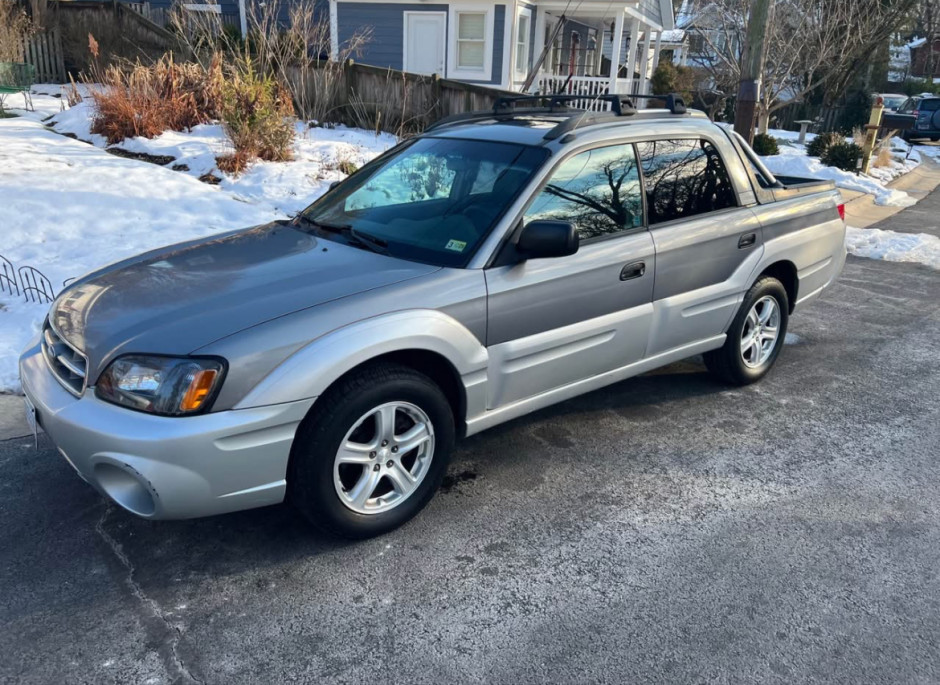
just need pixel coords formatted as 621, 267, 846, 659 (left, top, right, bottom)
637, 139, 738, 225
346, 153, 456, 210
523, 144, 644, 240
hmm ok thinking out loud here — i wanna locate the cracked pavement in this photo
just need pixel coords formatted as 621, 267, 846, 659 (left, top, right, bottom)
1, 254, 938, 684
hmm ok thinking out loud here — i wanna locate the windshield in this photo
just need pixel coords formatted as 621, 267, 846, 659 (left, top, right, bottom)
882, 96, 905, 109
299, 137, 548, 267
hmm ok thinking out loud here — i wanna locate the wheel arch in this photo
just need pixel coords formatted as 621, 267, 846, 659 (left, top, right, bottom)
234, 310, 488, 430
759, 260, 798, 313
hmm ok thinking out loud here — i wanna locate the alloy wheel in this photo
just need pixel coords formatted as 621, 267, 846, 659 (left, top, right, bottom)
740, 295, 781, 368
333, 401, 435, 515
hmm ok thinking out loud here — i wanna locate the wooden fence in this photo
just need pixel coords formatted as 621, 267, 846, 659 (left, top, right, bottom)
21, 29, 66, 83
288, 60, 515, 134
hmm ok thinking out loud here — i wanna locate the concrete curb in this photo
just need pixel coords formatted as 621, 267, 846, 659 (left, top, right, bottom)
842, 154, 940, 228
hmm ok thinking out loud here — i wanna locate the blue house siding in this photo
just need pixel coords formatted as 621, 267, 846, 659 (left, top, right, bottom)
336, 2, 506, 85
490, 4, 505, 84
639, 0, 663, 28
337, 3, 448, 71
560, 18, 595, 61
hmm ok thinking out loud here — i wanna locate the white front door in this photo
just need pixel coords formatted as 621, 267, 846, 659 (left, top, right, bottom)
404, 12, 446, 75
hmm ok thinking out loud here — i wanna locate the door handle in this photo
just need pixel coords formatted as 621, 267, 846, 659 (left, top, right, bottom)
620, 261, 646, 281
738, 232, 757, 249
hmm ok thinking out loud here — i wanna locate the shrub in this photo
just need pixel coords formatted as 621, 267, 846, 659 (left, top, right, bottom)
650, 61, 694, 102
806, 131, 844, 158
89, 52, 224, 144
751, 133, 779, 156
872, 144, 894, 169
821, 141, 862, 172
0, 2, 33, 62
216, 64, 295, 174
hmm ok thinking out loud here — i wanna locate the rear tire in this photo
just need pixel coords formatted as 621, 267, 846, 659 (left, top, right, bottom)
704, 276, 789, 385
288, 362, 455, 539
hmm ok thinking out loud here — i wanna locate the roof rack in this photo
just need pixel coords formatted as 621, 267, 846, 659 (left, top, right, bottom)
626, 93, 688, 114
424, 92, 691, 140
493, 93, 637, 116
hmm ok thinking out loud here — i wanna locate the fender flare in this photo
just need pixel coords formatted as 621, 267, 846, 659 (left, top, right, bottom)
234, 309, 489, 410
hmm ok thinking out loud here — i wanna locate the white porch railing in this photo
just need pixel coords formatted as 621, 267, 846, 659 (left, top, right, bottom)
535, 75, 641, 110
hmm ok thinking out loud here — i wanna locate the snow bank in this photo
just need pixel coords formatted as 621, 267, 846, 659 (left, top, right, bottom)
760, 145, 916, 207
0, 91, 395, 392
846, 226, 940, 270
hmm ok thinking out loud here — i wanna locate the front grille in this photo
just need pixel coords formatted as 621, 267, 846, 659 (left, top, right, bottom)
41, 320, 87, 397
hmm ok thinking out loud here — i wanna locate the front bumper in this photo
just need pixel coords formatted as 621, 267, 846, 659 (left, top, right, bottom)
19, 339, 315, 519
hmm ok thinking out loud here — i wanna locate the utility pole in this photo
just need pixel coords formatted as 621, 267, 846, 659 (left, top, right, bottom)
734, 0, 773, 144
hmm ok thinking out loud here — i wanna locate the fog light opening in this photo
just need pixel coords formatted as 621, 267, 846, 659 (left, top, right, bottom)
93, 463, 156, 516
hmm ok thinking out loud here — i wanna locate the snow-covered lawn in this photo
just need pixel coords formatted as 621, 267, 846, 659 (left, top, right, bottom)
0, 87, 395, 392
758, 128, 925, 207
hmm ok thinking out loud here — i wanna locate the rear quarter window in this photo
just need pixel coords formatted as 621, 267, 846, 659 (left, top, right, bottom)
637, 139, 738, 225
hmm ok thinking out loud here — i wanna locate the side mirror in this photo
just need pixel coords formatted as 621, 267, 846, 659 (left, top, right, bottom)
329, 180, 342, 191
517, 220, 579, 260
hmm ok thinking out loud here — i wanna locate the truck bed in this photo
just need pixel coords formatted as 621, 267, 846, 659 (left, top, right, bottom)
770, 175, 837, 202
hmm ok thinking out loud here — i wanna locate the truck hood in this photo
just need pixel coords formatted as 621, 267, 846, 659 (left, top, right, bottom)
49, 222, 439, 380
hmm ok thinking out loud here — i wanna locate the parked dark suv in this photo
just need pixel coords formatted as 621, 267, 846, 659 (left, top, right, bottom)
898, 95, 940, 141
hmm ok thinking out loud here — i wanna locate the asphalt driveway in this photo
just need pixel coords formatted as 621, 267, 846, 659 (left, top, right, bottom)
1, 252, 938, 684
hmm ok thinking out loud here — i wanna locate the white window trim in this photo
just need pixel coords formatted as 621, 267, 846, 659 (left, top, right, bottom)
402, 11, 447, 75
447, 5, 493, 82
182, 4, 222, 13
514, 6, 533, 79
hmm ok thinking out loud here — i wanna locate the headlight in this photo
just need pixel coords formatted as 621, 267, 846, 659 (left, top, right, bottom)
95, 355, 226, 416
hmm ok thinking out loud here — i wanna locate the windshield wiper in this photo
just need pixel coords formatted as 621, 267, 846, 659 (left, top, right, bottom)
293, 217, 388, 255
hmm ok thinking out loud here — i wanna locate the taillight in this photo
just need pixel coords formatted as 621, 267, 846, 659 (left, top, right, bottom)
837, 203, 845, 221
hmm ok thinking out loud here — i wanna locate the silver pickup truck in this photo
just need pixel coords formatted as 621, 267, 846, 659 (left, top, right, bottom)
20, 95, 846, 538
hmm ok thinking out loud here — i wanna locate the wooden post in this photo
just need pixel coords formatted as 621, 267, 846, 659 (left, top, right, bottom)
431, 73, 443, 123
860, 97, 885, 175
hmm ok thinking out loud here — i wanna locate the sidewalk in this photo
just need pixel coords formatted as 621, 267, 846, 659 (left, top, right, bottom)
842, 155, 940, 228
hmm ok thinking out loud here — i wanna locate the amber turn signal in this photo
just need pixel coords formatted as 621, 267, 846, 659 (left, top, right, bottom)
179, 369, 220, 412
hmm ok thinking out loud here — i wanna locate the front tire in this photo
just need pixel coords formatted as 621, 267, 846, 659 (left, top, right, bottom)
288, 362, 455, 539
704, 276, 789, 385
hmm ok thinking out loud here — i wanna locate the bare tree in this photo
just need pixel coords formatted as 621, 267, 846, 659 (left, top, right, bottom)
686, 0, 918, 131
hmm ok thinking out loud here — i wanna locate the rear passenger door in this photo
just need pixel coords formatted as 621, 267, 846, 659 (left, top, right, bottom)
484, 143, 655, 409
638, 138, 765, 355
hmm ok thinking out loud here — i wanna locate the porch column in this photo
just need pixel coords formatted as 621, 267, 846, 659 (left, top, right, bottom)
637, 27, 652, 95
593, 23, 606, 76
623, 19, 640, 95
651, 30, 663, 77
608, 10, 625, 93
532, 9, 546, 91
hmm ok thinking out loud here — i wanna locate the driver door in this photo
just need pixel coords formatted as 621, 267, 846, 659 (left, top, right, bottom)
484, 143, 655, 409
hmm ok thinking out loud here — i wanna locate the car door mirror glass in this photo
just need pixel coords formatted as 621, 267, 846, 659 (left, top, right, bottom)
517, 220, 579, 259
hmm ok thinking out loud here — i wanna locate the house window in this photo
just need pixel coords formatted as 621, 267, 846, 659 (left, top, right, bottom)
515, 9, 531, 77
457, 12, 486, 69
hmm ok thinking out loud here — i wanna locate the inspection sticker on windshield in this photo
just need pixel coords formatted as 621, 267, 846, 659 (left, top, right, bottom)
445, 239, 467, 252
